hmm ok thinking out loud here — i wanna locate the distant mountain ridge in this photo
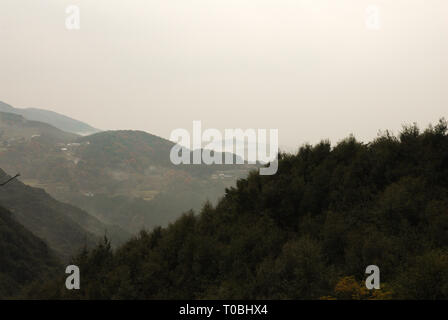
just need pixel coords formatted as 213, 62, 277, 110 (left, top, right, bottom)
0, 100, 256, 237
0, 111, 78, 144
0, 101, 99, 135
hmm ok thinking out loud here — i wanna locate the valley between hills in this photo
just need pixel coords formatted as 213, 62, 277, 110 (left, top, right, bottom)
0, 101, 254, 254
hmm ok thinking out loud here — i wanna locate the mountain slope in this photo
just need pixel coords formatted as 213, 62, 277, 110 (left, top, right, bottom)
0, 205, 59, 298
0, 101, 99, 135
31, 119, 448, 300
0, 125, 255, 234
0, 169, 129, 261
76, 130, 246, 173
0, 111, 78, 144
0, 102, 257, 235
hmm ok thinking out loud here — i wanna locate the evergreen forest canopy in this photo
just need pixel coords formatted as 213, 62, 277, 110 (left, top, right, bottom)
20, 119, 448, 299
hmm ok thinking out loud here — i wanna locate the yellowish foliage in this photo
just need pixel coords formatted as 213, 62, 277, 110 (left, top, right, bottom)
320, 276, 394, 300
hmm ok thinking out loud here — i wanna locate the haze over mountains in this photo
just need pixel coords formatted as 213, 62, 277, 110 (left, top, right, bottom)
0, 169, 129, 260
1, 98, 447, 299
1, 0, 446, 301
0, 111, 77, 144
0, 101, 99, 136
0, 100, 255, 260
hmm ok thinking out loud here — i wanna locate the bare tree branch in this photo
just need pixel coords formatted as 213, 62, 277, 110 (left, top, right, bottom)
0, 173, 20, 186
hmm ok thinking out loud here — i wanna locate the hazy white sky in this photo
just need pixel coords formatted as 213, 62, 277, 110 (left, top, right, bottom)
0, 0, 447, 151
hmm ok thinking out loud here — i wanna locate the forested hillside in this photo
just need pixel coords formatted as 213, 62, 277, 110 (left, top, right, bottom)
0, 101, 99, 135
0, 206, 59, 299
0, 108, 255, 235
31, 119, 448, 299
0, 169, 128, 260
0, 111, 78, 144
